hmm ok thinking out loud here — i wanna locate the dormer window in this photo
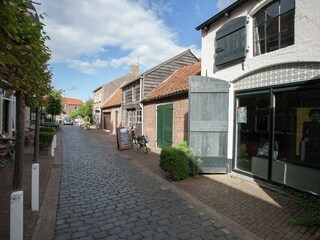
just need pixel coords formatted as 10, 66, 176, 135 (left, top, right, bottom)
253, 0, 295, 56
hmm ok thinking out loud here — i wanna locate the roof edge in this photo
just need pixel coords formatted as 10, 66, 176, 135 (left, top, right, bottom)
143, 49, 197, 75
195, 0, 247, 30
141, 90, 188, 104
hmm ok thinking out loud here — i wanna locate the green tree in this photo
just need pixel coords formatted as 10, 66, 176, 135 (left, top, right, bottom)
71, 99, 93, 119
44, 89, 63, 122
0, 0, 52, 190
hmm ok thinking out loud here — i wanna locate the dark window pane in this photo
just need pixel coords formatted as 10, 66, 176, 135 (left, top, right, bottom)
280, 0, 295, 14
275, 88, 320, 168
266, 34, 279, 52
266, 1, 279, 20
255, 10, 266, 26
280, 29, 294, 48
253, 0, 294, 56
266, 17, 279, 36
280, 10, 294, 31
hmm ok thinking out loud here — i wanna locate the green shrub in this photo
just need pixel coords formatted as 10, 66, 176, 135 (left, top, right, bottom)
160, 147, 189, 181
188, 148, 202, 177
160, 141, 202, 181
176, 141, 188, 153
39, 131, 54, 149
40, 122, 59, 130
40, 126, 55, 133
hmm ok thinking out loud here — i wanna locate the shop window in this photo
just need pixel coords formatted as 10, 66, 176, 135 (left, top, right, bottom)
274, 89, 320, 169
236, 94, 271, 179
253, 0, 295, 56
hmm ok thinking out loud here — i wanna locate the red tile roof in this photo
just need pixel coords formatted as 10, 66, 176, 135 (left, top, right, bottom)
101, 87, 122, 108
63, 97, 83, 105
142, 62, 201, 102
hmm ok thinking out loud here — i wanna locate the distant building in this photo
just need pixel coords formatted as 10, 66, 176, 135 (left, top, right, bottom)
93, 65, 139, 128
62, 97, 83, 117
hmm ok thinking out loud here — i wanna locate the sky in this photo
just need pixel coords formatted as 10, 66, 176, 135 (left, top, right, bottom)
35, 0, 236, 102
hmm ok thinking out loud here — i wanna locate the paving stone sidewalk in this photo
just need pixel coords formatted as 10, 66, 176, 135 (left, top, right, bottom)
54, 126, 244, 240
86, 129, 320, 240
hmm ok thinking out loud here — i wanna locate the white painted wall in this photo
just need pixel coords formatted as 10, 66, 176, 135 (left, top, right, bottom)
200, 0, 320, 160
201, 0, 320, 81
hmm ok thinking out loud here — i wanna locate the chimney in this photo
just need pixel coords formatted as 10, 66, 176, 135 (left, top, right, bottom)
130, 65, 139, 75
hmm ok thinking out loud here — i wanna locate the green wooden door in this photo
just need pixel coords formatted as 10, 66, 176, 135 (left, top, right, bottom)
157, 103, 173, 148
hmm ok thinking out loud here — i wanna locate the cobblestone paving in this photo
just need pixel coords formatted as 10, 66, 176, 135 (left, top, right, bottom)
54, 126, 238, 240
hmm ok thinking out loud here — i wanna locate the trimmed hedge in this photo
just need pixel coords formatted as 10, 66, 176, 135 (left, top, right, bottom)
160, 141, 202, 181
160, 147, 189, 181
40, 122, 59, 130
40, 126, 55, 133
39, 131, 54, 149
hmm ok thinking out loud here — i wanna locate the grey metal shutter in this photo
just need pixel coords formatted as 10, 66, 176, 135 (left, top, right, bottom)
215, 16, 247, 66
188, 76, 229, 173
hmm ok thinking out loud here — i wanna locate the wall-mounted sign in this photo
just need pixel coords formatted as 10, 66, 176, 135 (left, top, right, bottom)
237, 106, 247, 123
116, 127, 133, 151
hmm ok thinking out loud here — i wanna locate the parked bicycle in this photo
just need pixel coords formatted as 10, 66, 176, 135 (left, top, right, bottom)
129, 126, 149, 154
0, 141, 15, 170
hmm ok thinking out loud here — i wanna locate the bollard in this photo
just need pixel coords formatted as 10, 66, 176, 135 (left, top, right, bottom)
10, 191, 23, 240
53, 134, 57, 149
32, 163, 39, 211
51, 141, 54, 157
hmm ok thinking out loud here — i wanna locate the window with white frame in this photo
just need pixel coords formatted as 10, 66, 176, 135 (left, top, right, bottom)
136, 110, 142, 123
253, 0, 295, 56
128, 111, 133, 126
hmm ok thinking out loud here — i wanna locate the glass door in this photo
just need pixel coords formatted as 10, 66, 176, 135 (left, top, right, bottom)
235, 93, 270, 179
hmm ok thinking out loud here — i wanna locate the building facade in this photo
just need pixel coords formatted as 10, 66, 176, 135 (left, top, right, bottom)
196, 0, 320, 194
62, 97, 83, 117
142, 62, 200, 149
93, 65, 139, 128
100, 86, 123, 134
0, 90, 15, 137
122, 49, 199, 136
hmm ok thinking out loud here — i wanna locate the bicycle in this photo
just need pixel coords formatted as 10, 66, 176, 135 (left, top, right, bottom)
129, 126, 149, 154
0, 141, 15, 170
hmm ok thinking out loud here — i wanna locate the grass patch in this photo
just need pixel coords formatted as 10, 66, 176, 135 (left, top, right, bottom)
288, 190, 320, 227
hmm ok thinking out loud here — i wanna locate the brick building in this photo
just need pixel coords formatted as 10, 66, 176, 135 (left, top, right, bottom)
142, 62, 200, 149
62, 97, 83, 117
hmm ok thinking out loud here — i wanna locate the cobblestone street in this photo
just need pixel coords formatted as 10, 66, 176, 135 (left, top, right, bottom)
54, 126, 238, 240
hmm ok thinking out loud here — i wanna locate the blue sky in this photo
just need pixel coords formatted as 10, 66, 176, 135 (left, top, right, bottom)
35, 0, 236, 102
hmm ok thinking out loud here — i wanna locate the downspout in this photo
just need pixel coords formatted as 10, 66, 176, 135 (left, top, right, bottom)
139, 76, 144, 134
98, 107, 101, 129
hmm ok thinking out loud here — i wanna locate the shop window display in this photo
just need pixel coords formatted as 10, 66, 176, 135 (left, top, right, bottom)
236, 87, 320, 181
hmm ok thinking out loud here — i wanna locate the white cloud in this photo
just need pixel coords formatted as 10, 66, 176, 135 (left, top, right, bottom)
36, 0, 194, 74
216, 0, 237, 11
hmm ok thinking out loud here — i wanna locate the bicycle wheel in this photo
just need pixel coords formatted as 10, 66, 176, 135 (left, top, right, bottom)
143, 144, 148, 154
133, 139, 140, 152
142, 143, 148, 154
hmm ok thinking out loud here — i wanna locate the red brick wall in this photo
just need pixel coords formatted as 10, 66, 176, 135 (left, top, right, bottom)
143, 94, 189, 149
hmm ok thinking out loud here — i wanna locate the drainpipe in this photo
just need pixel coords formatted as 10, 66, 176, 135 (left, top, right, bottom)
139, 76, 144, 134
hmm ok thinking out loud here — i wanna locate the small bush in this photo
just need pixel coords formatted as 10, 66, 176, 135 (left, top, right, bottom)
40, 126, 55, 133
188, 148, 202, 177
40, 122, 59, 130
160, 147, 189, 181
39, 131, 54, 149
160, 141, 202, 181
